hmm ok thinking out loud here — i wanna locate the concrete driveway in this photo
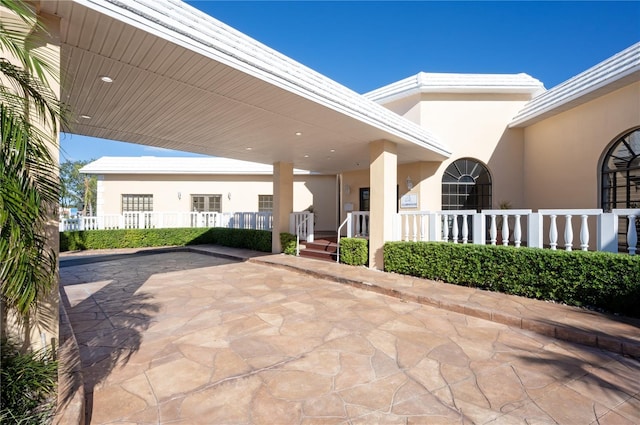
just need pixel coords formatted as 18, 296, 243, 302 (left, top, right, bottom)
59, 249, 640, 424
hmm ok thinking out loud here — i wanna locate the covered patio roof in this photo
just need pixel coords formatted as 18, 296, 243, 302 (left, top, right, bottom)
40, 0, 451, 174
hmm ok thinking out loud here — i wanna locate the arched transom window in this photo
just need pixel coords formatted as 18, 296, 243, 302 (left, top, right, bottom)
601, 128, 640, 211
442, 158, 492, 211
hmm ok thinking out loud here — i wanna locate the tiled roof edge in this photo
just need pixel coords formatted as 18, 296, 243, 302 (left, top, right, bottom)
364, 72, 545, 104
510, 42, 640, 127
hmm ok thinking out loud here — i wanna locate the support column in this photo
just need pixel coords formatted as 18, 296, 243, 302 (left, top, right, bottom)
369, 140, 397, 270
272, 162, 294, 253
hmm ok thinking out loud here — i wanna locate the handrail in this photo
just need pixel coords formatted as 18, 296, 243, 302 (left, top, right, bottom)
335, 214, 350, 263
295, 214, 312, 256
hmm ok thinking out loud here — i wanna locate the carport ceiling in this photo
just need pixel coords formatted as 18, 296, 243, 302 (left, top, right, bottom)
40, 0, 450, 174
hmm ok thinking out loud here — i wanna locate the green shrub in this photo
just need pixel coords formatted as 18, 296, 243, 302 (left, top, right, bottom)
0, 339, 57, 424
280, 232, 297, 255
339, 237, 368, 266
384, 241, 640, 317
60, 228, 273, 252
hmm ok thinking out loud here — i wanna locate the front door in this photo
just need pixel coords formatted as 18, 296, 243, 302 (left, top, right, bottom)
359, 188, 370, 211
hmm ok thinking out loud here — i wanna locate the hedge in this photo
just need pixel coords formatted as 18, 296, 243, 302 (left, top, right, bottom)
384, 241, 640, 318
60, 228, 273, 252
339, 238, 368, 266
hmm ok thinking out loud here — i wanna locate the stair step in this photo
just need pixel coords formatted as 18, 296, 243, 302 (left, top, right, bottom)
304, 240, 338, 253
299, 249, 337, 262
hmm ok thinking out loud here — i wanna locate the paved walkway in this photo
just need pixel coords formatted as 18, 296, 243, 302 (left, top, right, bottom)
59, 246, 640, 424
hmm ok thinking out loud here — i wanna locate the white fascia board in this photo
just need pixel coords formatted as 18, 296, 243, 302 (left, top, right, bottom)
365, 72, 546, 104
509, 42, 640, 128
79, 157, 316, 175
75, 0, 451, 158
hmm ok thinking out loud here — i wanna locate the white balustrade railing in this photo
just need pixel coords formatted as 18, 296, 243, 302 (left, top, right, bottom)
481, 209, 532, 247
60, 211, 273, 232
347, 211, 370, 237
388, 208, 639, 255
289, 211, 314, 242
534, 209, 603, 251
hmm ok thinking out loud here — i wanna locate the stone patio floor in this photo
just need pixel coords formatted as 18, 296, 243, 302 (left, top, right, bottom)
58, 246, 640, 424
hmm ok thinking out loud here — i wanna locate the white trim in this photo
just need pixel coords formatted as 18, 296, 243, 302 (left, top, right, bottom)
510, 42, 640, 128
365, 72, 545, 104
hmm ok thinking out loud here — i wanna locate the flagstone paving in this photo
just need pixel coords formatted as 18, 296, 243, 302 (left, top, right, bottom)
59, 249, 640, 424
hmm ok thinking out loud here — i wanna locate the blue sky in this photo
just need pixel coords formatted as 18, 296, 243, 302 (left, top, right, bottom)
61, 0, 640, 162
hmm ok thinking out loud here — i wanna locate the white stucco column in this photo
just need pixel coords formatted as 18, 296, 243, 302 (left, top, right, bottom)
369, 140, 397, 270
272, 161, 294, 253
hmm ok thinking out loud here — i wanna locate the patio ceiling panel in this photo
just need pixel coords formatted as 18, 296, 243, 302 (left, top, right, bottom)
42, 0, 451, 174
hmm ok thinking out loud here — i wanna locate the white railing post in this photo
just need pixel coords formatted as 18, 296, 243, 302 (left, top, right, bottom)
579, 215, 589, 251
461, 214, 469, 244
472, 213, 485, 245
549, 215, 558, 250
428, 212, 440, 242
451, 214, 459, 243
597, 213, 617, 253
528, 212, 542, 248
513, 214, 522, 247
627, 214, 637, 255
307, 214, 314, 243
346, 212, 353, 237
564, 215, 573, 251
501, 213, 510, 246
489, 214, 497, 245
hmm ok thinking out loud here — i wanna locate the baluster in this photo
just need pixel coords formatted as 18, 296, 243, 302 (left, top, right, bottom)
580, 215, 589, 251
490, 214, 497, 245
549, 215, 558, 250
452, 215, 459, 243
403, 214, 409, 241
461, 214, 469, 244
412, 214, 418, 242
502, 214, 509, 246
514, 215, 522, 247
628, 215, 637, 255
442, 214, 449, 242
564, 215, 573, 251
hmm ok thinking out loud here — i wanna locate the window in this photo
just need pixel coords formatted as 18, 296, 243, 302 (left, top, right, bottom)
601, 128, 640, 211
122, 194, 153, 212
442, 158, 492, 211
258, 195, 273, 212
191, 195, 221, 213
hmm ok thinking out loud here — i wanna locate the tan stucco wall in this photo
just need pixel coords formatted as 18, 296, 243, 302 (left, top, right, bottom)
522, 82, 640, 209
374, 93, 532, 210
97, 173, 338, 231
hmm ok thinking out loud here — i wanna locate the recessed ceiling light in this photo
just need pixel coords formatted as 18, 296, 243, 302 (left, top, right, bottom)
100, 75, 113, 83
304, 154, 309, 158
330, 149, 335, 153
295, 132, 302, 136
80, 114, 91, 119
246, 147, 252, 150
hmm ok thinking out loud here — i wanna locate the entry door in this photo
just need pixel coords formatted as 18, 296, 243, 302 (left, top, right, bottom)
359, 188, 370, 211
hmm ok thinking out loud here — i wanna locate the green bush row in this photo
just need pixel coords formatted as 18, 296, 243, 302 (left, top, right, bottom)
384, 241, 640, 317
60, 228, 273, 252
339, 238, 368, 266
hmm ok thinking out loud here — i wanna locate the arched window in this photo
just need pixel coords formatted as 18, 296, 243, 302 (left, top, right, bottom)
442, 158, 492, 211
601, 128, 640, 211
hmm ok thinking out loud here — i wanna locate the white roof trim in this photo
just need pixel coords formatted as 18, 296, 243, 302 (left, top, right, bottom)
364, 72, 545, 104
510, 42, 640, 128
80, 156, 318, 175
75, 0, 451, 157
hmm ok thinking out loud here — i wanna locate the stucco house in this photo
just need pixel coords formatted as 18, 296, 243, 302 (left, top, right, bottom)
79, 156, 339, 233
5, 0, 637, 349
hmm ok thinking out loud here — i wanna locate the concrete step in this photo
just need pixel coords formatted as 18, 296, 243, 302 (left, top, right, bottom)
299, 248, 337, 262
304, 239, 338, 253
